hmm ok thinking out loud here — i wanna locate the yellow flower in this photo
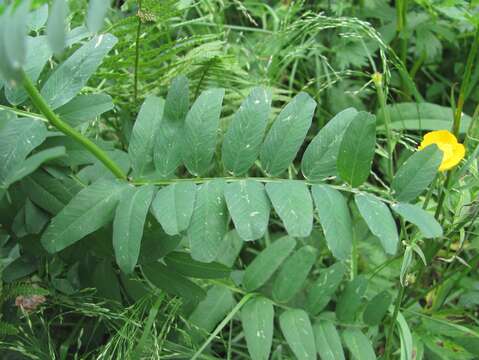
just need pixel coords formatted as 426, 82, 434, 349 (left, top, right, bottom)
418, 130, 465, 171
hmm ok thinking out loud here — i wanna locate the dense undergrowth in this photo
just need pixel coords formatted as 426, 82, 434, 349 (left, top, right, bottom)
0, 0, 479, 359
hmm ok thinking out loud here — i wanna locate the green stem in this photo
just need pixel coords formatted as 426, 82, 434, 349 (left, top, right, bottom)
21, 72, 127, 180
453, 26, 479, 136
373, 73, 394, 180
384, 285, 405, 360
134, 0, 143, 104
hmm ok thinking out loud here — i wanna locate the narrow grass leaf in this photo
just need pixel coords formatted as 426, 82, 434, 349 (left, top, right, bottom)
150, 182, 196, 235
312, 184, 353, 260
241, 296, 274, 360
266, 180, 313, 238
302, 107, 357, 180
113, 185, 154, 274
222, 87, 272, 175
279, 309, 316, 360
392, 145, 442, 202
183, 88, 225, 176
224, 180, 270, 241
272, 245, 317, 303
188, 179, 227, 262
355, 193, 398, 255
260, 92, 316, 176
391, 203, 443, 238
243, 236, 296, 292
337, 111, 376, 187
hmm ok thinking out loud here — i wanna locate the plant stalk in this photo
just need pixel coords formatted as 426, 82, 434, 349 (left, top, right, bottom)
21, 72, 127, 180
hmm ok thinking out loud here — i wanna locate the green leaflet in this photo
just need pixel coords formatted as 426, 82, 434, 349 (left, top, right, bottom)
150, 182, 196, 236
337, 111, 376, 187
354, 193, 399, 255
311, 184, 353, 260
0, 117, 47, 186
47, 0, 68, 55
342, 329, 377, 360
272, 245, 317, 303
336, 275, 368, 323
216, 230, 244, 267
164, 252, 231, 279
313, 320, 345, 360
392, 145, 443, 202
182, 88, 225, 176
391, 203, 443, 238
187, 179, 228, 262
279, 309, 316, 360
260, 92, 317, 176
27, 4, 48, 31
41, 33, 118, 109
41, 179, 127, 253
222, 87, 272, 175
363, 290, 392, 326
86, 0, 110, 33
113, 185, 155, 274
142, 262, 206, 302
241, 296, 275, 360
265, 180, 313, 238
243, 236, 296, 292
129, 96, 165, 178
56, 94, 114, 127
224, 180, 270, 241
5, 36, 52, 105
2, 1, 29, 71
154, 76, 190, 178
189, 286, 236, 333
302, 107, 358, 180
306, 262, 346, 315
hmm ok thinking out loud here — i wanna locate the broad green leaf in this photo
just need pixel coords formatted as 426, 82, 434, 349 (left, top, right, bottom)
27, 4, 49, 31
302, 108, 358, 180
391, 203, 443, 238
3, 147, 66, 187
279, 309, 316, 360
397, 312, 413, 360
113, 185, 154, 274
0, 118, 47, 186
86, 0, 109, 33
216, 230, 243, 267
337, 112, 376, 187
377, 102, 471, 134
150, 182, 196, 235
2, 256, 37, 283
392, 145, 443, 202
3, 1, 30, 70
56, 94, 114, 127
224, 180, 270, 241
363, 290, 392, 326
336, 275, 368, 323
47, 0, 68, 54
21, 170, 81, 214
222, 87, 272, 175
0, 12, 19, 82
266, 180, 313, 237
164, 252, 231, 279
93, 259, 122, 302
129, 96, 165, 178
260, 92, 316, 176
182, 88, 225, 176
41, 34, 118, 109
77, 149, 130, 184
138, 224, 181, 264
24, 199, 49, 234
187, 179, 227, 262
354, 193, 398, 255
189, 286, 236, 332
243, 236, 296, 291
312, 185, 352, 260
154, 76, 189, 177
142, 262, 206, 302
41, 180, 127, 253
5, 36, 52, 105
313, 320, 345, 360
342, 329, 376, 360
241, 296, 274, 360
272, 245, 317, 303
306, 262, 346, 315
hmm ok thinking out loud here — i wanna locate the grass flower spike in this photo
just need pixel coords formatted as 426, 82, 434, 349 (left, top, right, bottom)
419, 130, 465, 171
